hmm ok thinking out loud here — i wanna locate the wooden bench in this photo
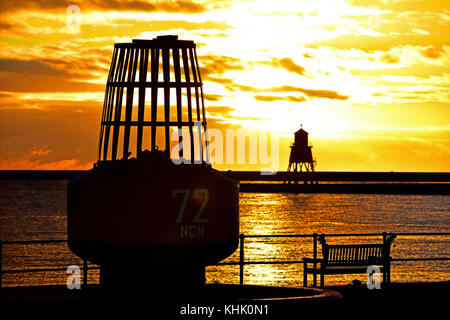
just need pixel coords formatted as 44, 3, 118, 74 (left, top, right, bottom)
303, 234, 396, 287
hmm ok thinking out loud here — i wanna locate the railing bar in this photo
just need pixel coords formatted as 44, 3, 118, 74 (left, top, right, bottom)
391, 233, 450, 236
2, 266, 101, 274
244, 261, 305, 265
243, 234, 315, 238
2, 268, 72, 274
5, 232, 448, 244
4, 258, 447, 274
3, 240, 67, 245
392, 258, 450, 262
217, 260, 305, 266
242, 232, 450, 239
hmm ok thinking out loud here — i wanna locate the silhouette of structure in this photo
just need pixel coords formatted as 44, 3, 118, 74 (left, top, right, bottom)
67, 36, 239, 289
286, 125, 317, 184
96, 35, 209, 163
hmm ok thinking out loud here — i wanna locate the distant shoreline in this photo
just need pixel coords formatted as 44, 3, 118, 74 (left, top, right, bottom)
0, 170, 449, 182
239, 182, 449, 195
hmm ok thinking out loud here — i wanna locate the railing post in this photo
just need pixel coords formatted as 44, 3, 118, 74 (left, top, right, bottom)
239, 234, 244, 285
0, 240, 3, 288
83, 258, 88, 287
382, 232, 388, 284
313, 233, 318, 287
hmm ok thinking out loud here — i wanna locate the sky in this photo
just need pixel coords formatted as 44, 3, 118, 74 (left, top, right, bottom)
0, 0, 449, 172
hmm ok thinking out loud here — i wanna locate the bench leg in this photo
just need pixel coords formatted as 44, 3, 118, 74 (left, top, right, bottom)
383, 263, 391, 284
387, 263, 391, 284
303, 266, 308, 287
303, 262, 308, 287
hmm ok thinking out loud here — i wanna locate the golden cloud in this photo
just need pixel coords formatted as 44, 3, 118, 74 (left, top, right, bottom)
267, 85, 349, 100
270, 57, 306, 76
0, 0, 207, 13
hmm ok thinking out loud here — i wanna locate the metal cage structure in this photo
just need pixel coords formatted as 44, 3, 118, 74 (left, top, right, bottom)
98, 35, 209, 164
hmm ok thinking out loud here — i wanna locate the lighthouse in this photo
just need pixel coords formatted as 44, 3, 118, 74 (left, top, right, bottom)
286, 125, 317, 184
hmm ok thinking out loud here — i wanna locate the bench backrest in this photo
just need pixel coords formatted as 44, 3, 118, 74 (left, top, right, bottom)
318, 234, 396, 267
324, 244, 385, 266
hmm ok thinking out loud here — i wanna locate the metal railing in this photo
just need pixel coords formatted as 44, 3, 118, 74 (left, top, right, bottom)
0, 239, 99, 288
1, 232, 449, 288
229, 232, 450, 286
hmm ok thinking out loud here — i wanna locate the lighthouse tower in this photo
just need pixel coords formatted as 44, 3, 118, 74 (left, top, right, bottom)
286, 125, 317, 184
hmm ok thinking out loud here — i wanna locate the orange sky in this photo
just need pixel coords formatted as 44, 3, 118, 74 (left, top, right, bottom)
0, 0, 449, 172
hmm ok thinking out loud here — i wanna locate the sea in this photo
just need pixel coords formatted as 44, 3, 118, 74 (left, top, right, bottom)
0, 180, 449, 287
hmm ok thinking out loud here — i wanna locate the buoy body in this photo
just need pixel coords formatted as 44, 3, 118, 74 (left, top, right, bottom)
68, 155, 239, 267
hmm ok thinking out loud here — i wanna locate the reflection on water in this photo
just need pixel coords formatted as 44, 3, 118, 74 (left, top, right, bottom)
0, 181, 449, 287
208, 193, 449, 286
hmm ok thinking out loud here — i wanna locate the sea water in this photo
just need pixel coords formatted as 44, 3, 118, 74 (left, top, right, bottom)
0, 180, 449, 287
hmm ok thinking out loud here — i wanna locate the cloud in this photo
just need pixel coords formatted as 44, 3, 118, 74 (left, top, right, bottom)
310, 10, 450, 52
30, 146, 52, 157
380, 53, 399, 64
0, 58, 105, 93
199, 56, 346, 101
0, 0, 207, 13
116, 19, 230, 32
0, 0, 72, 12
0, 59, 62, 75
40, 57, 109, 79
0, 57, 107, 93
271, 57, 306, 76
254, 95, 282, 102
199, 54, 244, 79
206, 105, 235, 117
0, 74, 104, 93
203, 93, 223, 101
422, 46, 445, 59
227, 83, 258, 92
254, 95, 307, 103
0, 145, 89, 170
205, 76, 348, 101
0, 99, 100, 169
286, 96, 307, 102
0, 157, 91, 170
0, 21, 13, 30
347, 0, 448, 12
267, 86, 349, 100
